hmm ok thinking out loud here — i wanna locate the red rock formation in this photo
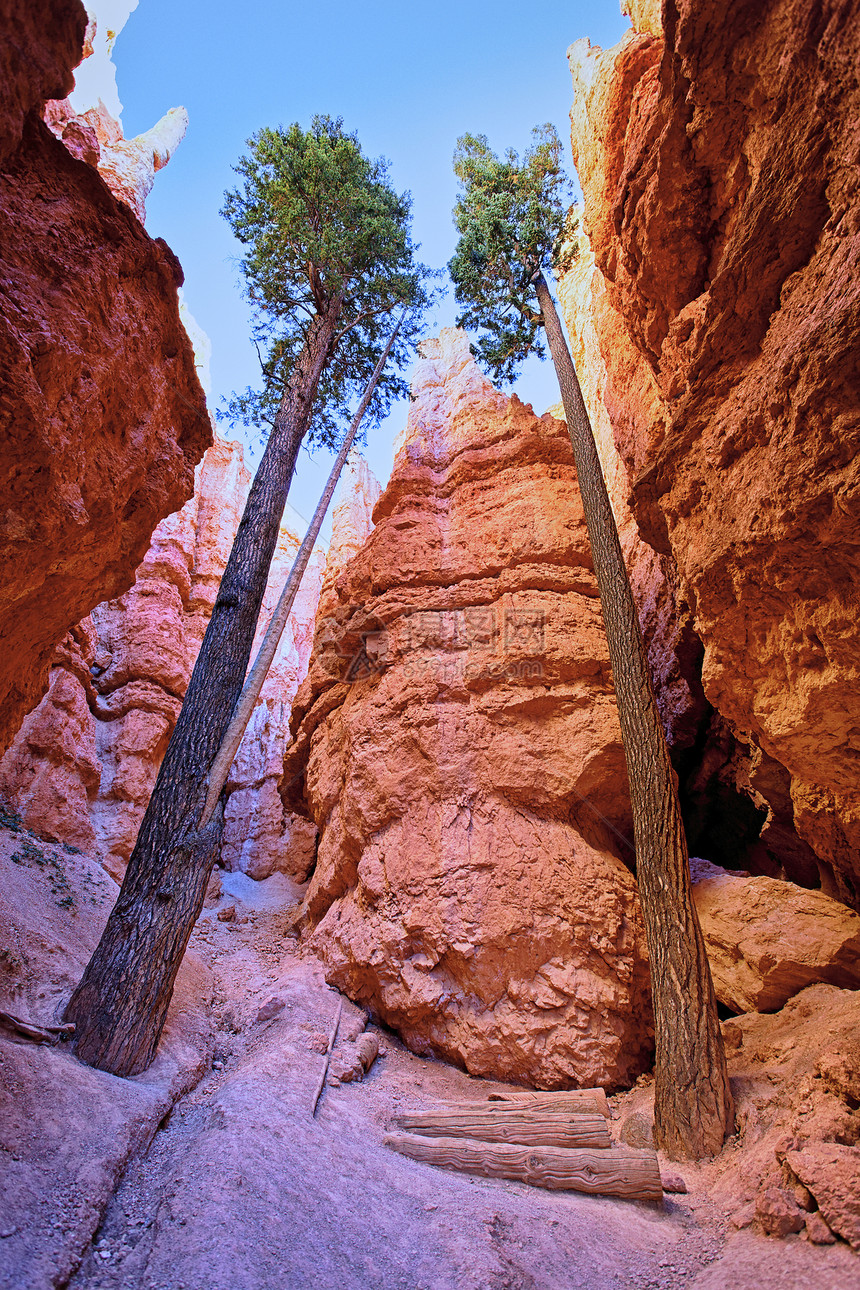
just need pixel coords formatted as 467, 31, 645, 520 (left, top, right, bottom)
0, 0, 210, 755
0, 0, 85, 160
563, 0, 860, 906
0, 624, 102, 853
718, 985, 860, 1242
690, 857, 860, 1013
782, 1145, 860, 1250
284, 330, 653, 1090
0, 436, 325, 881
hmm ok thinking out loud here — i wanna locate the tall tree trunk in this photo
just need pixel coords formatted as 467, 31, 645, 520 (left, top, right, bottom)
198, 309, 406, 830
534, 272, 733, 1160
65, 303, 341, 1077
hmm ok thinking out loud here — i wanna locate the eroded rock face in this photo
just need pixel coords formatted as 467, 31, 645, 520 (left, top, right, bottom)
0, 625, 101, 853
0, 437, 325, 882
555, 242, 706, 754
614, 983, 860, 1248
0, 0, 210, 754
42, 0, 189, 225
0, 0, 86, 161
564, 0, 860, 906
45, 97, 189, 225
690, 858, 860, 1013
719, 985, 860, 1242
284, 330, 652, 1090
783, 1145, 860, 1251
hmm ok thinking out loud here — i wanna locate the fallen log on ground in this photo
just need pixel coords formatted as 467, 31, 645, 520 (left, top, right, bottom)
393, 1110, 610, 1149
383, 1133, 663, 1202
447, 1089, 611, 1118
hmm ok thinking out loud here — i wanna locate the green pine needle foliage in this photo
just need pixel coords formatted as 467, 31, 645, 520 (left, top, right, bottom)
220, 115, 437, 448
448, 125, 578, 383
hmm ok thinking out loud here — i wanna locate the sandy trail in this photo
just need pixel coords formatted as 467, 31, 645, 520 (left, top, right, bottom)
65, 871, 859, 1290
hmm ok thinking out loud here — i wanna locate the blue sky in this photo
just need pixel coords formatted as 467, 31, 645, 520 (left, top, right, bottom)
116, 0, 630, 536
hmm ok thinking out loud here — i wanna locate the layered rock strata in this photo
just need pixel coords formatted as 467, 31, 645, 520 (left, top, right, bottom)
563, 0, 860, 906
0, 0, 210, 754
0, 435, 325, 881
283, 330, 653, 1090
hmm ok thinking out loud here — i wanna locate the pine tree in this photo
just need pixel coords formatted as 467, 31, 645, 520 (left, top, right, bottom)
66, 118, 433, 1077
448, 126, 733, 1160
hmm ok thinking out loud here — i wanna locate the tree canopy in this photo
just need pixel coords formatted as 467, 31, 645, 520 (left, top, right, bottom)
221, 114, 434, 446
448, 124, 576, 382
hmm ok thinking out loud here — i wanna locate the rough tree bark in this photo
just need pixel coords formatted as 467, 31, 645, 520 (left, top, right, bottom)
534, 272, 734, 1159
65, 302, 341, 1077
198, 309, 405, 830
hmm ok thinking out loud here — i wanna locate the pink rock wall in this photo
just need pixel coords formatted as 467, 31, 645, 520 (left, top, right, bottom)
0, 436, 326, 883
221, 509, 325, 883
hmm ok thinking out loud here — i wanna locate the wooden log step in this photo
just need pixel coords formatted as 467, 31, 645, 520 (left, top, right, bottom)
392, 1110, 611, 1149
384, 1133, 663, 1202
444, 1088, 610, 1119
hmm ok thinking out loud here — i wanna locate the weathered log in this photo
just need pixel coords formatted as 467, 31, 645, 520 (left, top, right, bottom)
384, 1133, 663, 1202
311, 997, 343, 1118
483, 1089, 610, 1118
393, 1110, 610, 1149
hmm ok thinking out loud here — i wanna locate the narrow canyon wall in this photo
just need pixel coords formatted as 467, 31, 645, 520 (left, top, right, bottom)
283, 330, 653, 1091
0, 0, 210, 754
0, 435, 325, 883
563, 0, 860, 906
555, 243, 706, 756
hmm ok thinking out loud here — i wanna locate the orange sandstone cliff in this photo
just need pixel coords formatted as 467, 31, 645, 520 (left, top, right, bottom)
562, 0, 860, 907
283, 330, 653, 1090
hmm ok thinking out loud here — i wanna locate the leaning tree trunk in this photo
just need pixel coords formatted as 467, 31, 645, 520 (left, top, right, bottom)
197, 308, 406, 830
534, 272, 733, 1160
65, 303, 341, 1077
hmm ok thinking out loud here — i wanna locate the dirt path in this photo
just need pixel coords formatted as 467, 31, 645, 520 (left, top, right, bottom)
65, 871, 860, 1290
